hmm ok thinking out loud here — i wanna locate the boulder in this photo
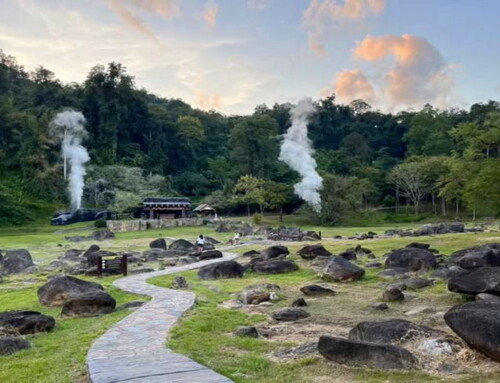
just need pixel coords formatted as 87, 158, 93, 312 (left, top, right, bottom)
448, 267, 500, 296
0, 249, 35, 274
444, 301, 500, 361
338, 250, 357, 261
240, 284, 280, 304
61, 290, 116, 317
198, 250, 223, 261
172, 276, 189, 289
382, 287, 404, 302
365, 262, 382, 269
384, 248, 437, 272
449, 244, 500, 270
300, 285, 336, 296
44, 260, 68, 272
414, 222, 464, 236
0, 310, 55, 335
143, 249, 180, 262
322, 256, 365, 282
292, 298, 307, 307
169, 239, 197, 253
83, 244, 100, 257
271, 308, 310, 321
297, 245, 331, 260
204, 237, 221, 245
86, 250, 117, 267
198, 261, 244, 280
318, 336, 418, 370
149, 238, 167, 250
234, 326, 258, 338
252, 260, 298, 274
406, 242, 430, 249
349, 319, 445, 344
431, 266, 466, 280
242, 250, 261, 257
476, 293, 500, 303
62, 249, 83, 260
379, 268, 410, 278
0, 337, 31, 356
91, 230, 115, 241
215, 221, 230, 233
262, 245, 289, 259
37, 275, 104, 307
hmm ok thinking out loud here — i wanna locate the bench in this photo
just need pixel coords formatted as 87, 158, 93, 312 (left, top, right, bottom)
96, 254, 128, 276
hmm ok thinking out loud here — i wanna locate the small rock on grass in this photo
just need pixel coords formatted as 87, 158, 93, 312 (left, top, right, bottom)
292, 298, 307, 307
272, 308, 310, 321
383, 287, 404, 302
0, 337, 31, 356
300, 284, 336, 296
234, 326, 258, 338
371, 303, 388, 311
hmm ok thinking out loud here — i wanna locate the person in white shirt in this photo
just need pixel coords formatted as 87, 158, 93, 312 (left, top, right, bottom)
233, 232, 240, 245
196, 235, 205, 253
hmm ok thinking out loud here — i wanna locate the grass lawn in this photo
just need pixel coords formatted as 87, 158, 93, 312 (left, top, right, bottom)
0, 274, 147, 383
149, 231, 500, 383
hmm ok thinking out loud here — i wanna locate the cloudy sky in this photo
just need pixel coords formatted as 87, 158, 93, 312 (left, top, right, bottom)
1, 0, 499, 114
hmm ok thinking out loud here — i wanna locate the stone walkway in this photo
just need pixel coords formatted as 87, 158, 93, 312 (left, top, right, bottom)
87, 254, 239, 383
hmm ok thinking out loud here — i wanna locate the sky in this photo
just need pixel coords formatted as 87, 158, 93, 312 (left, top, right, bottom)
0, 0, 499, 115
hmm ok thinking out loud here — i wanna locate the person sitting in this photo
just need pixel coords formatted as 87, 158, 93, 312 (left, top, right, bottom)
233, 232, 240, 245
196, 234, 205, 253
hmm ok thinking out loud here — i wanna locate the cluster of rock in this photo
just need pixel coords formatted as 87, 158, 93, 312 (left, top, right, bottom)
0, 310, 55, 356
266, 227, 321, 241
64, 229, 116, 243
442, 243, 500, 362
384, 222, 467, 238
45, 237, 223, 276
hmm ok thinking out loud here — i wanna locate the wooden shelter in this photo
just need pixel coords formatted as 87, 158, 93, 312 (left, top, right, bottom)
141, 197, 192, 219
193, 203, 216, 217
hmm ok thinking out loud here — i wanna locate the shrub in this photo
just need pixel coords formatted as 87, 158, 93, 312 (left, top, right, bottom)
94, 218, 107, 228
252, 213, 263, 225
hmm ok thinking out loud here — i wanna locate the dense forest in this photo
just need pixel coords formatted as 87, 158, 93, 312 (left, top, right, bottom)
1, 50, 499, 225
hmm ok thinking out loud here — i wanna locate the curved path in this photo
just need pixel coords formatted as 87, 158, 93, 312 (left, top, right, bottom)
87, 254, 239, 383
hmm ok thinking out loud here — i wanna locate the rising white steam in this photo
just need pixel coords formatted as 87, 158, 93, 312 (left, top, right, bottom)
279, 98, 323, 213
50, 111, 90, 211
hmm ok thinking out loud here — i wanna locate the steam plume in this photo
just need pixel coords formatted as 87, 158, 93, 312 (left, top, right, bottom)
279, 98, 323, 213
50, 111, 90, 211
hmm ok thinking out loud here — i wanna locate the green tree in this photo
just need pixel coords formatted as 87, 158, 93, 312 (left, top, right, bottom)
229, 115, 279, 178
320, 174, 365, 224
232, 175, 266, 216
263, 181, 292, 222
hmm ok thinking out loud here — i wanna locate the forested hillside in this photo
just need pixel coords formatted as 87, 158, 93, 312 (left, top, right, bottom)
1, 50, 499, 225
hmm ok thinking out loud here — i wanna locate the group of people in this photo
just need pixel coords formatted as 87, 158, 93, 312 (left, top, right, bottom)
195, 232, 241, 253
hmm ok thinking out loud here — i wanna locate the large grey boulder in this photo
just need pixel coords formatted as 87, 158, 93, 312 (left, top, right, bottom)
298, 245, 331, 259
448, 267, 500, 296
348, 319, 445, 345
318, 336, 418, 370
322, 256, 365, 282
262, 245, 289, 259
0, 337, 31, 355
83, 244, 100, 257
448, 244, 500, 270
149, 238, 167, 250
444, 301, 500, 361
91, 230, 115, 241
384, 248, 437, 272
0, 249, 35, 274
198, 250, 223, 261
0, 310, 55, 335
198, 261, 244, 280
61, 290, 116, 317
300, 285, 336, 296
169, 239, 197, 253
252, 260, 299, 274
37, 275, 104, 307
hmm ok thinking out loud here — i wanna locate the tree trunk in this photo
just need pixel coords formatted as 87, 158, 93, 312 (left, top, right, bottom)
247, 204, 250, 217
431, 193, 437, 216
414, 200, 419, 217
395, 187, 400, 214
279, 207, 283, 223
473, 206, 476, 221
441, 198, 447, 217
455, 199, 460, 218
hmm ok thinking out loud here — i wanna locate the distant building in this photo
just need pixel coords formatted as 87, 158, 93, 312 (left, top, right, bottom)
141, 197, 192, 219
193, 203, 216, 217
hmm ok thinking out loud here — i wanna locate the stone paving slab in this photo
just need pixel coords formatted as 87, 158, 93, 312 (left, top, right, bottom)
87, 254, 239, 383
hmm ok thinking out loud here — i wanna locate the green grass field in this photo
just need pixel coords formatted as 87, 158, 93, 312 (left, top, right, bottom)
1, 215, 500, 383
